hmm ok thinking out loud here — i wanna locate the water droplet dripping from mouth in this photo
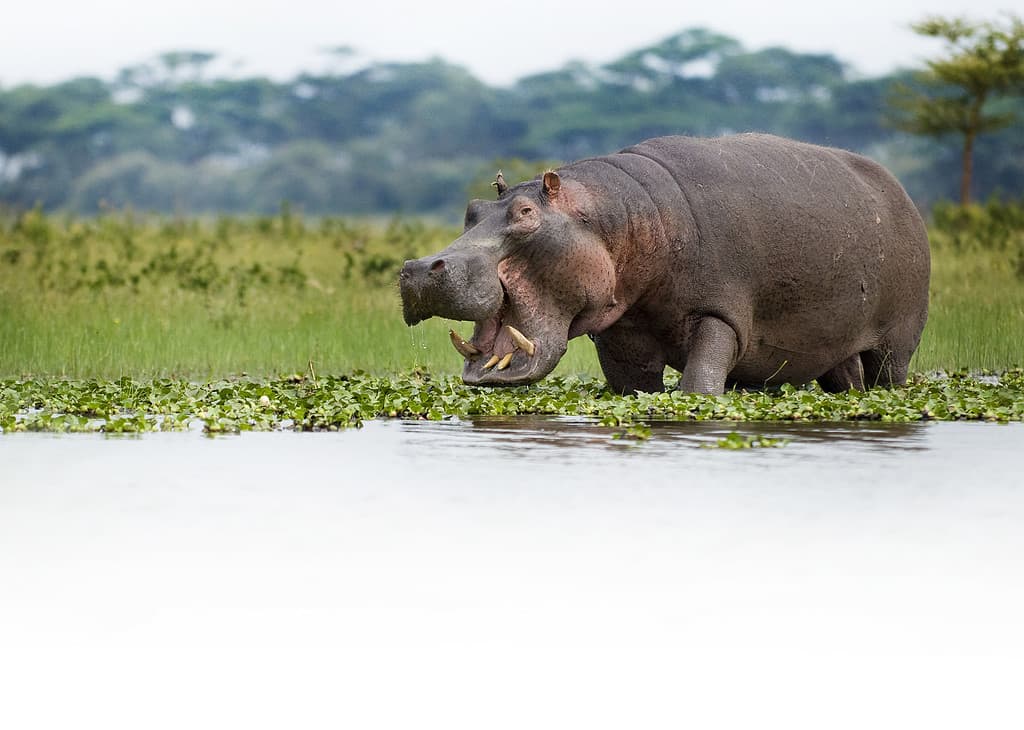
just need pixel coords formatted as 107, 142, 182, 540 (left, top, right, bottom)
408, 328, 430, 352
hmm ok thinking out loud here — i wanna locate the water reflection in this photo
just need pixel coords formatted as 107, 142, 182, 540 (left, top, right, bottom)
399, 415, 932, 461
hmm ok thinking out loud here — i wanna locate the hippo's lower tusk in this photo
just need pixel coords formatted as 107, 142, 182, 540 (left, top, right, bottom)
449, 329, 480, 359
504, 325, 536, 356
482, 354, 501, 370
496, 352, 514, 371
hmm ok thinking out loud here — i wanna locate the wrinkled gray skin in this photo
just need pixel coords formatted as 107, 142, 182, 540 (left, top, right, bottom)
399, 134, 930, 394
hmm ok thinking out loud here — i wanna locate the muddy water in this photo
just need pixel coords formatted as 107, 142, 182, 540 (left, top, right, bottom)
1, 420, 1023, 729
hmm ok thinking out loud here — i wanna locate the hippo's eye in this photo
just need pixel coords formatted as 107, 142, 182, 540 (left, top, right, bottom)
506, 197, 540, 231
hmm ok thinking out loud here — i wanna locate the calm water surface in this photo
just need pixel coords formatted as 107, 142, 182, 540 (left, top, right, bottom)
1, 419, 1022, 729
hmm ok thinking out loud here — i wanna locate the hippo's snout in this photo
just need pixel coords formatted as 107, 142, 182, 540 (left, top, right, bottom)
398, 255, 442, 326
399, 250, 504, 326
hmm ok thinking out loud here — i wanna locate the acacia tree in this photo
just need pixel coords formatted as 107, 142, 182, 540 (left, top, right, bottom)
892, 15, 1024, 204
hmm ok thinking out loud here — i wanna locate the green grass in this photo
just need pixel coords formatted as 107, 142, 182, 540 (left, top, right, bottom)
0, 207, 1021, 378
912, 236, 1024, 371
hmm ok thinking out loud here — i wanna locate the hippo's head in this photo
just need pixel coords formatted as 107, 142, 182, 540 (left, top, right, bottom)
399, 171, 621, 386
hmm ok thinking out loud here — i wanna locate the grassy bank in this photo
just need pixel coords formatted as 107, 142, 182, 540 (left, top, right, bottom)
1, 206, 1022, 378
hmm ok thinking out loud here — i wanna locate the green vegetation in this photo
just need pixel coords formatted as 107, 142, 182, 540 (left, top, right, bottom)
890, 14, 1024, 204
2, 370, 1024, 432
0, 210, 480, 377
2, 25, 1022, 215
1, 206, 1022, 381
917, 197, 1024, 370
2, 370, 1023, 434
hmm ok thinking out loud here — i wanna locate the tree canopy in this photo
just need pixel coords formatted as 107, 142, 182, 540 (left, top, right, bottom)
890, 14, 1024, 204
2, 26, 1022, 216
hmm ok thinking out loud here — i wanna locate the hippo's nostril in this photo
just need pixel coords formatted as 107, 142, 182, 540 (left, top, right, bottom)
430, 259, 446, 273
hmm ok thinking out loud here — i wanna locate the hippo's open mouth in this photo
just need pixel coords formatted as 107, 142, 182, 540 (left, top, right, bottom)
448, 279, 566, 386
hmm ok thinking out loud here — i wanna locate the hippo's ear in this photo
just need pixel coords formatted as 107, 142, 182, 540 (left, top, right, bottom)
543, 170, 561, 199
491, 170, 508, 198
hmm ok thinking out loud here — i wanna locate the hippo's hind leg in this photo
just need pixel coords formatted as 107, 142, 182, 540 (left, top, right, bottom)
818, 353, 866, 393
859, 320, 921, 388
861, 346, 911, 388
593, 321, 667, 394
820, 346, 910, 392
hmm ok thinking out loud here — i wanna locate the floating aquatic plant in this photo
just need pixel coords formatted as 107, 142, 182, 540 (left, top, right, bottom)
2, 369, 1022, 435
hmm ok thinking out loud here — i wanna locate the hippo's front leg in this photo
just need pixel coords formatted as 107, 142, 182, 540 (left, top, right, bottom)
678, 316, 739, 395
592, 319, 666, 394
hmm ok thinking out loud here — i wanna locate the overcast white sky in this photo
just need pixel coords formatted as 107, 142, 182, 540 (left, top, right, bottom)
1, 0, 1019, 87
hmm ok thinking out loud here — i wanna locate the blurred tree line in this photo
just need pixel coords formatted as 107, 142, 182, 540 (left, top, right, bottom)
1, 27, 1022, 217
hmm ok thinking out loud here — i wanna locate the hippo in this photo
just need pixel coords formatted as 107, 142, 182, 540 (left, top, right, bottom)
399, 133, 930, 395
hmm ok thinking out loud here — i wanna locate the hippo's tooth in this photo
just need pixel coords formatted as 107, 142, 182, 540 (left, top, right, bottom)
504, 325, 536, 356
496, 352, 514, 371
482, 354, 501, 370
449, 329, 480, 359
